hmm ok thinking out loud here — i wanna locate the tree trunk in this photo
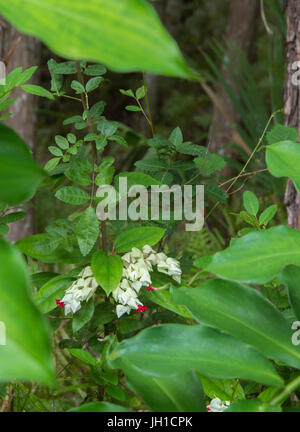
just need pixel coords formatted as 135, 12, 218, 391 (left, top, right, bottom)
284, 0, 300, 229
209, 0, 257, 160
0, 20, 40, 241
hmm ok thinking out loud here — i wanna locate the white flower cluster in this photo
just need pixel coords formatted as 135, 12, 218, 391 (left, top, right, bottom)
62, 266, 98, 315
112, 245, 181, 318
207, 397, 230, 412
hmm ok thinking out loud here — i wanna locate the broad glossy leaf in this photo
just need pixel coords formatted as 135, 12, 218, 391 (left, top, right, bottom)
172, 280, 300, 369
115, 227, 165, 253
76, 207, 99, 256
91, 251, 123, 295
121, 359, 205, 412
68, 402, 131, 412
0, 0, 193, 78
0, 239, 54, 384
0, 123, 44, 205
143, 288, 193, 319
225, 399, 281, 412
31, 272, 59, 289
266, 124, 298, 145
207, 226, 300, 284
108, 324, 283, 388
34, 274, 74, 313
280, 265, 300, 320
266, 140, 300, 192
17, 234, 92, 263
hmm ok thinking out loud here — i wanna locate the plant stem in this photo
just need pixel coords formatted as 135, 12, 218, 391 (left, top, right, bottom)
270, 374, 300, 406
142, 72, 154, 136
76, 62, 106, 250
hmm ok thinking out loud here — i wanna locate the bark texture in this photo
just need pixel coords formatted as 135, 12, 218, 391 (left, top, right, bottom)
284, 0, 300, 229
209, 0, 257, 159
0, 19, 40, 241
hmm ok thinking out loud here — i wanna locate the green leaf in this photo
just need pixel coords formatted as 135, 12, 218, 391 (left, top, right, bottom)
86, 76, 103, 92
266, 124, 298, 145
91, 251, 123, 296
31, 272, 59, 289
243, 190, 259, 216
69, 348, 96, 366
48, 146, 63, 157
225, 399, 282, 412
34, 275, 74, 314
115, 172, 162, 192
144, 288, 192, 319
259, 204, 277, 226
194, 153, 226, 175
125, 105, 142, 112
135, 85, 146, 100
17, 234, 91, 264
198, 375, 245, 401
55, 186, 90, 205
65, 168, 92, 186
95, 167, 115, 186
55, 135, 69, 150
16, 65, 38, 85
280, 265, 300, 321
68, 402, 131, 412
0, 0, 193, 78
172, 280, 300, 370
76, 207, 99, 256
21, 84, 54, 99
54, 61, 76, 74
108, 135, 128, 148
122, 359, 206, 412
169, 127, 183, 148
0, 224, 9, 236
0, 211, 27, 224
84, 64, 107, 76
135, 157, 169, 172
108, 324, 283, 388
71, 80, 85, 94
105, 385, 126, 401
115, 227, 165, 253
193, 255, 213, 270
0, 239, 54, 384
72, 299, 95, 333
0, 123, 45, 205
67, 133, 76, 144
266, 140, 300, 192
97, 119, 119, 137
44, 157, 60, 173
89, 101, 106, 118
92, 302, 115, 327
63, 115, 82, 126
207, 226, 300, 284
48, 58, 63, 92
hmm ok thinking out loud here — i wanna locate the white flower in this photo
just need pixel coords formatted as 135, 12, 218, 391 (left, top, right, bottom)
62, 266, 98, 315
118, 287, 137, 305
116, 305, 131, 318
63, 292, 82, 315
111, 245, 182, 317
156, 254, 181, 283
207, 397, 230, 412
142, 245, 155, 255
